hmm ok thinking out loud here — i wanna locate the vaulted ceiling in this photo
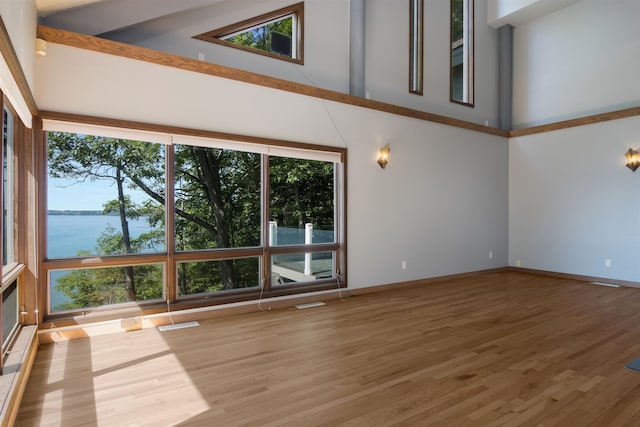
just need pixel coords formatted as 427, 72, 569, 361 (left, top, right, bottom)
37, 0, 227, 36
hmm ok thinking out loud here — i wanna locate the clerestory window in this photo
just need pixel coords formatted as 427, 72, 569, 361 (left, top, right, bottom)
193, 3, 304, 64
450, 0, 474, 106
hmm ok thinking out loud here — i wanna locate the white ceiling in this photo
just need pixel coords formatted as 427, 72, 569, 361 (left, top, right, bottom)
36, 0, 105, 16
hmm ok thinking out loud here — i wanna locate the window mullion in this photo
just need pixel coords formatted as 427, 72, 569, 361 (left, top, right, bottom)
261, 153, 271, 292
165, 144, 176, 303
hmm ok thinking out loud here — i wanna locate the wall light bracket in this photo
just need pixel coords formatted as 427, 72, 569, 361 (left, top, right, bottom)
625, 148, 639, 172
377, 144, 390, 169
36, 38, 47, 56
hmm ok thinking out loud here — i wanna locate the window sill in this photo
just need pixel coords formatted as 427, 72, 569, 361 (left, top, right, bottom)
0, 325, 38, 427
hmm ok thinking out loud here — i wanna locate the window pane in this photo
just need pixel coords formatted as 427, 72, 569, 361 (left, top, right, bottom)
50, 264, 164, 312
451, 0, 474, 105
2, 107, 14, 266
2, 281, 18, 347
177, 258, 260, 297
174, 145, 260, 251
47, 132, 166, 258
272, 252, 335, 284
269, 157, 335, 246
225, 16, 294, 57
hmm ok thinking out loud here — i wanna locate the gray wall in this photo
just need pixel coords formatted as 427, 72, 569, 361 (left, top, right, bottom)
508, 0, 640, 283
35, 42, 509, 290
105, 0, 500, 127
509, 118, 640, 282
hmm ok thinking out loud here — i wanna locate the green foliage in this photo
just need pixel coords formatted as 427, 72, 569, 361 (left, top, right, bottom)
177, 258, 259, 296
451, 0, 464, 42
226, 16, 293, 56
53, 257, 163, 311
48, 132, 336, 311
269, 157, 334, 230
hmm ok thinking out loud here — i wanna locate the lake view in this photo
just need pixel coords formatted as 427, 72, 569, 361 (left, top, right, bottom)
48, 214, 157, 309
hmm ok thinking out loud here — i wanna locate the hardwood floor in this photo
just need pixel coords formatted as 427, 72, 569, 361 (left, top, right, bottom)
15, 271, 640, 426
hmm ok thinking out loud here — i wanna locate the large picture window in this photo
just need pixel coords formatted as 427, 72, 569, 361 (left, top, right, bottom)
43, 120, 345, 317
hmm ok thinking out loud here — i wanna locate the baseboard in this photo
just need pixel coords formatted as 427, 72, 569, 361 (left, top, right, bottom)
38, 267, 509, 343
507, 267, 640, 288
346, 267, 510, 296
0, 325, 38, 427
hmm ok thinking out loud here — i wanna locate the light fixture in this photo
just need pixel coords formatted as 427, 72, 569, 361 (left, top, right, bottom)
625, 148, 639, 172
377, 144, 390, 169
36, 38, 47, 56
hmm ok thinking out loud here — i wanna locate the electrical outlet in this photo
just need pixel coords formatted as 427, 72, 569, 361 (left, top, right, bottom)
489, 251, 493, 259
401, 261, 407, 270
515, 260, 521, 267
605, 259, 612, 268
198, 52, 205, 61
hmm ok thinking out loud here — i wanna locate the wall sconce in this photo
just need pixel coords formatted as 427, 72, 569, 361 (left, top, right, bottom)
625, 148, 639, 172
377, 144, 390, 169
36, 38, 47, 56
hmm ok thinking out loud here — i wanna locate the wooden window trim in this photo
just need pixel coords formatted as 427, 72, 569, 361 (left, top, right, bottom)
40, 113, 345, 321
193, 2, 304, 65
409, 0, 424, 95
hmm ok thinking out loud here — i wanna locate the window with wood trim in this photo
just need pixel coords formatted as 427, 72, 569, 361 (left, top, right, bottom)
43, 120, 345, 317
193, 3, 304, 64
450, 0, 474, 106
1, 100, 22, 352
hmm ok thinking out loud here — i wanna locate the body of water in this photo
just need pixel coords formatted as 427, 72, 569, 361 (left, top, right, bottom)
48, 214, 157, 310
48, 214, 157, 258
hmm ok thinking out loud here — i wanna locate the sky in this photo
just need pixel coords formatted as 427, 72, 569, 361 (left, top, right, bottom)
47, 177, 151, 211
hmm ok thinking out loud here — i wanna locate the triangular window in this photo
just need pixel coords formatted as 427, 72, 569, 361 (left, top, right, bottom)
193, 3, 304, 64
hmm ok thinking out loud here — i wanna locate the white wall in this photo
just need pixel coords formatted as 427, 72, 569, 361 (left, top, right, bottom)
35, 42, 509, 290
365, 0, 499, 127
106, 0, 350, 94
509, 117, 640, 283
105, 0, 499, 127
512, 0, 640, 128
0, 0, 36, 126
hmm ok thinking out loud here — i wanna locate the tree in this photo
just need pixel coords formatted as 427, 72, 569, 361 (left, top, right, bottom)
49, 132, 336, 309
269, 157, 334, 230
227, 17, 293, 56
48, 133, 165, 301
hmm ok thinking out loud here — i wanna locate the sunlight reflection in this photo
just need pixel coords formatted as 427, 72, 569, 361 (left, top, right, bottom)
91, 328, 209, 425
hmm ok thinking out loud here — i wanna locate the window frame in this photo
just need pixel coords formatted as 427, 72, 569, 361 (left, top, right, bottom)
193, 2, 305, 65
1, 95, 25, 357
41, 117, 345, 320
450, 0, 474, 107
409, 0, 424, 95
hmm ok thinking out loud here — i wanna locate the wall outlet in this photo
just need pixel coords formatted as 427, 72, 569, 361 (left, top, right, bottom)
605, 259, 612, 268
198, 52, 205, 61
489, 251, 493, 259
515, 260, 521, 267
401, 261, 407, 270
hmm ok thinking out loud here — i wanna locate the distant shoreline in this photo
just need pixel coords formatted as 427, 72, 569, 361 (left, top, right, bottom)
48, 210, 117, 216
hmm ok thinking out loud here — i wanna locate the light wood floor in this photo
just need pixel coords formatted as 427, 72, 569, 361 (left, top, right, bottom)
15, 271, 640, 426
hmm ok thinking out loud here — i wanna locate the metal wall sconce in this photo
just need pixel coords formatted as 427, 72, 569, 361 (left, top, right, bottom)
625, 148, 639, 172
377, 144, 390, 169
36, 38, 47, 56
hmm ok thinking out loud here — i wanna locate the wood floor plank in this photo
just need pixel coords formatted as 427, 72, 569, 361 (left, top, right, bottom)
15, 271, 640, 426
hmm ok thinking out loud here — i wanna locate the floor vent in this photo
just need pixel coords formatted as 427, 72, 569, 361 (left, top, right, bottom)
295, 302, 326, 310
591, 282, 620, 288
158, 321, 200, 331
626, 357, 640, 371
